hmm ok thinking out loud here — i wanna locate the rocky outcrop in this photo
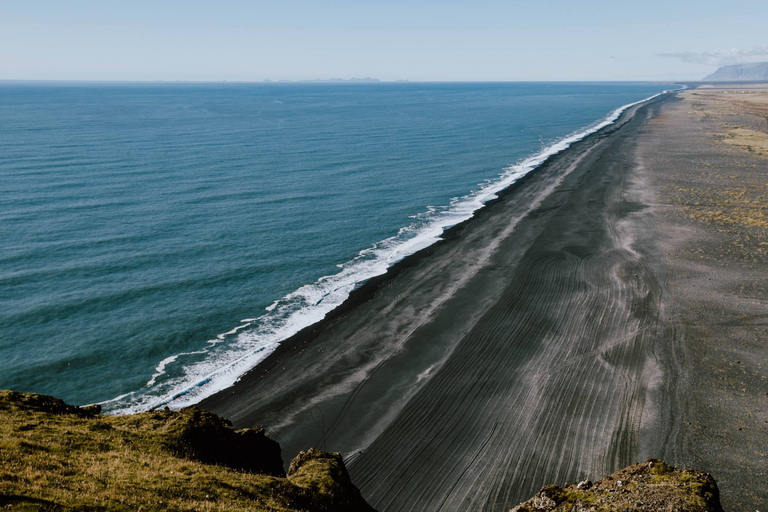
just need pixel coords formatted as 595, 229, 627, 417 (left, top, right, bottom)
0, 390, 374, 511
0, 390, 728, 512
287, 449, 375, 512
0, 389, 102, 417
156, 406, 284, 476
510, 459, 723, 512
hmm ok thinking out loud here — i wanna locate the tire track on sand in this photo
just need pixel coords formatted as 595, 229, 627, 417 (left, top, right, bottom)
347, 99, 667, 511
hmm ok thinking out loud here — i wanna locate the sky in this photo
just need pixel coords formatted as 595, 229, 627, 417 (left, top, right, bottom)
2, 0, 768, 82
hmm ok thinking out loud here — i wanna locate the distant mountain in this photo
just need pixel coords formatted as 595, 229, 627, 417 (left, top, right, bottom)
263, 77, 382, 83
703, 62, 768, 81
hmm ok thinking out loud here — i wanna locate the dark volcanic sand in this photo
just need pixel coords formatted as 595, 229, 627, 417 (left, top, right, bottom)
202, 95, 674, 510
636, 89, 768, 511
202, 91, 766, 511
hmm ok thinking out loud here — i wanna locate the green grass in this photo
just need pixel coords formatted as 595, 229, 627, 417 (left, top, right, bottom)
0, 390, 373, 511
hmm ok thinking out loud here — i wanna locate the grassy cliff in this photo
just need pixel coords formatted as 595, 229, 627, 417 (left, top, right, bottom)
0, 390, 374, 511
510, 459, 724, 512
0, 390, 728, 511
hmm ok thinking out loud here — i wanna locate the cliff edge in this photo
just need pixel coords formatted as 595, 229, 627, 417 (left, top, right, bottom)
510, 459, 723, 512
0, 390, 728, 511
0, 390, 374, 511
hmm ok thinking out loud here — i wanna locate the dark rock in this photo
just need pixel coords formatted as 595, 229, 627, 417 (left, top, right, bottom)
161, 406, 284, 476
0, 390, 100, 418
288, 448, 376, 512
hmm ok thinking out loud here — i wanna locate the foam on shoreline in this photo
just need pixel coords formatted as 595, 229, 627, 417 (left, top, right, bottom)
100, 88, 676, 415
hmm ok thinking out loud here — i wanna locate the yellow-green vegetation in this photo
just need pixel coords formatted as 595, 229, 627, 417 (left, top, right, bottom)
684, 88, 768, 156
667, 88, 768, 241
510, 459, 723, 512
0, 390, 374, 511
676, 182, 768, 231
683, 87, 768, 124
672, 89, 768, 234
714, 126, 768, 158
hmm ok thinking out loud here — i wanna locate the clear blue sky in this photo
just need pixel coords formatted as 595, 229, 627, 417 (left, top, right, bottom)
2, 0, 768, 81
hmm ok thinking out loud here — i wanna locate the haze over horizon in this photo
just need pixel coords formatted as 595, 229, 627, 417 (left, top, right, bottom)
2, 0, 768, 82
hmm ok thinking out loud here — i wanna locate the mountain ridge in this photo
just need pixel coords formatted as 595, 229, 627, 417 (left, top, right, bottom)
703, 62, 768, 81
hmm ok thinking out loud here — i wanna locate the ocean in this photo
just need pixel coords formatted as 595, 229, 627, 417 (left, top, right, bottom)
0, 82, 671, 412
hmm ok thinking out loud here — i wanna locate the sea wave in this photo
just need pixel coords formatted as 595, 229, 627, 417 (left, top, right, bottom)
100, 88, 673, 415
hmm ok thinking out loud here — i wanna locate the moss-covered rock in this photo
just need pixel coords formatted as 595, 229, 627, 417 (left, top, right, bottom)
510, 459, 723, 512
287, 449, 375, 512
0, 390, 374, 511
148, 406, 284, 476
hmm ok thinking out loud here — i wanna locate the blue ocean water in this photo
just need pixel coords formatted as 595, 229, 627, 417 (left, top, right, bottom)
0, 82, 669, 411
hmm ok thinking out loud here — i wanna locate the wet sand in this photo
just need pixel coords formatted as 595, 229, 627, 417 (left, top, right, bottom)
202, 94, 679, 510
203, 87, 768, 510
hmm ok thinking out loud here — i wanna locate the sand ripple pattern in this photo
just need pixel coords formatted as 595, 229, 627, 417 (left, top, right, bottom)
347, 102, 665, 511
202, 98, 670, 511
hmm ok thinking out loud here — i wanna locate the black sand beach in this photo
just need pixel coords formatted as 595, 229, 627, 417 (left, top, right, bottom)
202, 89, 768, 511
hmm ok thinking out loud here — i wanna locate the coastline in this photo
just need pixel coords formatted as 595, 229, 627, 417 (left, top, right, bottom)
8, 83, 763, 512
199, 85, 768, 510
201, 93, 676, 509
104, 89, 672, 415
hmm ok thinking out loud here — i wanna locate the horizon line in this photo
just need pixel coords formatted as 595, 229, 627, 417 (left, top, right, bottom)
0, 78, 686, 85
